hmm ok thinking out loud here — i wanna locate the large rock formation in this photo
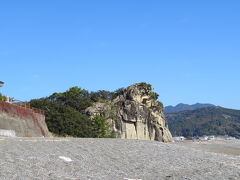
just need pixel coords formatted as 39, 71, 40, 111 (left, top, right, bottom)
85, 83, 172, 142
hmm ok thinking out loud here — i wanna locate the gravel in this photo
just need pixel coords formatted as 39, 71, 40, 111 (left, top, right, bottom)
0, 137, 240, 180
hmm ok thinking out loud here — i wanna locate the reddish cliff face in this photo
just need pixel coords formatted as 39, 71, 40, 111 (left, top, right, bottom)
0, 101, 49, 137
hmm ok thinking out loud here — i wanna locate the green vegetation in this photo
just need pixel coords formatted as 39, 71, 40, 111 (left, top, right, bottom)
157, 101, 164, 109
91, 115, 111, 138
30, 87, 113, 138
112, 88, 124, 99
138, 82, 152, 89
0, 93, 7, 101
90, 90, 115, 102
149, 92, 159, 100
48, 87, 92, 112
166, 106, 240, 139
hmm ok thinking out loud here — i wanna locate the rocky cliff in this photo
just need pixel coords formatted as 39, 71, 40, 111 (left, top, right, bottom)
85, 83, 172, 142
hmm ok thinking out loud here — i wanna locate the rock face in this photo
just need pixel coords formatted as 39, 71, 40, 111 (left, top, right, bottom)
85, 83, 172, 142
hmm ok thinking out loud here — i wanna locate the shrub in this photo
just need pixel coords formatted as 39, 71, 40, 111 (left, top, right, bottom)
112, 88, 124, 99
157, 101, 164, 109
138, 82, 152, 89
91, 115, 112, 138
149, 92, 159, 100
90, 90, 114, 102
0, 93, 7, 101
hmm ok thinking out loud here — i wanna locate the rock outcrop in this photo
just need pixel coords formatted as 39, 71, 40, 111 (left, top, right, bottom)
85, 83, 172, 142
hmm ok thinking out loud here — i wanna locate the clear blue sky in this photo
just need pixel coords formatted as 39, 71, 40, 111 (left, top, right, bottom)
0, 1, 240, 109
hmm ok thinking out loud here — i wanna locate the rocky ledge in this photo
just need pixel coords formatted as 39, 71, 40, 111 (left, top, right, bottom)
85, 83, 172, 142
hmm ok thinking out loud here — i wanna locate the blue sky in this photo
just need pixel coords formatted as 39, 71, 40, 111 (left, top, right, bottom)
0, 1, 240, 109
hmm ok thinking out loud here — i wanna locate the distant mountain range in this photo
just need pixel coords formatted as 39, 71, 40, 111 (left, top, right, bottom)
164, 103, 215, 113
165, 105, 240, 139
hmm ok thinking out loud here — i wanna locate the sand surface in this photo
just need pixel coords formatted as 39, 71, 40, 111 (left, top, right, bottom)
0, 137, 240, 180
175, 140, 240, 156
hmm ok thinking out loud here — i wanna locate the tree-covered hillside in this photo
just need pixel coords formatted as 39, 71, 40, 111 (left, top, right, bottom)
164, 103, 214, 113
166, 106, 240, 138
30, 87, 116, 138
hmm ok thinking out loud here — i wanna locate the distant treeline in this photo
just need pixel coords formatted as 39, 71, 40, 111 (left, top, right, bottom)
166, 106, 240, 139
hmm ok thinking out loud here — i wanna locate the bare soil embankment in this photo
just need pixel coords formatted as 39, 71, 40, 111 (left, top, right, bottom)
0, 101, 49, 137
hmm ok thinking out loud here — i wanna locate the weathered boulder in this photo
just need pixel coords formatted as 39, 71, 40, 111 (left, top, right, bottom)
85, 83, 172, 142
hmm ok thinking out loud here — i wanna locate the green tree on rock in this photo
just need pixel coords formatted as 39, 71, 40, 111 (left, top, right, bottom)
91, 115, 111, 138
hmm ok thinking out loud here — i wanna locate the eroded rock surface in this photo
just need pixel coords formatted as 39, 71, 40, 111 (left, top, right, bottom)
85, 83, 172, 142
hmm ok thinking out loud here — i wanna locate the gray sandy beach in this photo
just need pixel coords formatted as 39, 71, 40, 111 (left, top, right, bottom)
0, 137, 240, 180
